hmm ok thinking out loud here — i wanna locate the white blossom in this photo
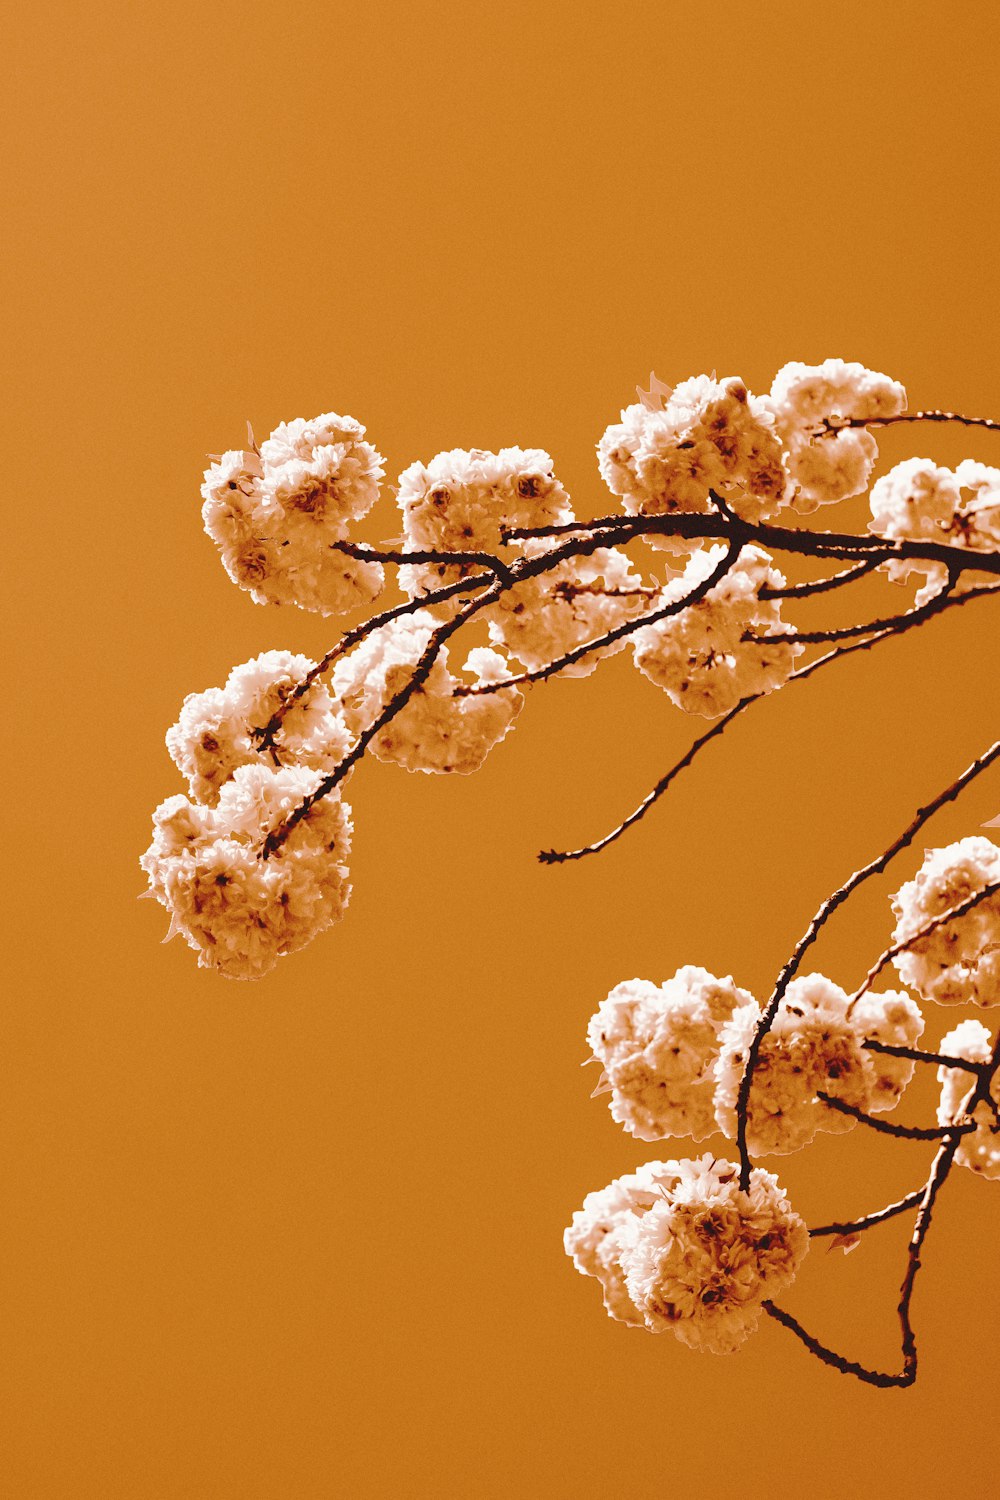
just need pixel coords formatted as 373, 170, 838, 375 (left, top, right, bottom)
396, 446, 573, 603
767, 359, 906, 511
140, 763, 352, 980
587, 968, 752, 1142
597, 376, 790, 539
612, 1155, 809, 1353
631, 544, 802, 717
330, 612, 521, 774
165, 650, 351, 804
890, 837, 1000, 1007
714, 974, 875, 1155
937, 1020, 999, 1178
201, 415, 385, 616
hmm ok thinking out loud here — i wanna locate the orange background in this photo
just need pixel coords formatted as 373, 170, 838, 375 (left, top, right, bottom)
5, 2, 1000, 1495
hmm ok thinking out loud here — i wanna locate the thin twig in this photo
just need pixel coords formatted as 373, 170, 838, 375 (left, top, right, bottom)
825, 408, 1000, 436
538, 581, 988, 865
252, 569, 499, 752
758, 555, 881, 600
809, 1188, 926, 1239
758, 556, 883, 600
749, 581, 997, 647
816, 1092, 975, 1141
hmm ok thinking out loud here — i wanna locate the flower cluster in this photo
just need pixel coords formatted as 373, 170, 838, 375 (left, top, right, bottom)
631, 544, 802, 717
166, 651, 351, 804
141, 763, 352, 980
715, 975, 923, 1155
870, 457, 1000, 601
201, 414, 386, 615
330, 611, 522, 774
597, 375, 790, 531
396, 446, 573, 602
565, 1155, 809, 1353
766, 358, 907, 511
937, 1020, 999, 1178
587, 968, 751, 1141
890, 837, 1000, 1007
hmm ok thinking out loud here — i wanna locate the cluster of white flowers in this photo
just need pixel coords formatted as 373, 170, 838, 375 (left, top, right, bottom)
140, 763, 353, 980
870, 457, 1000, 601
565, 1155, 809, 1353
765, 358, 907, 512
597, 375, 790, 531
165, 651, 352, 804
201, 414, 386, 615
587, 968, 922, 1154
596, 361, 906, 530
487, 544, 646, 678
937, 1020, 999, 1178
587, 968, 751, 1141
714, 974, 923, 1155
330, 611, 522, 774
631, 545, 802, 717
396, 446, 574, 602
890, 837, 1000, 1007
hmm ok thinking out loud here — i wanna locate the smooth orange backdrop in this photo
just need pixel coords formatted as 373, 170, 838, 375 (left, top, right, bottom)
4, 2, 1000, 1495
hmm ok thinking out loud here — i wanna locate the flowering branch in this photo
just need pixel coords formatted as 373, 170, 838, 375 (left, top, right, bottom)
146, 362, 1000, 1387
